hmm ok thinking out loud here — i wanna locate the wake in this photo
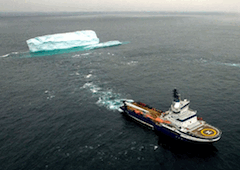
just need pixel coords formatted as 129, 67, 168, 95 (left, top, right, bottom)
81, 82, 133, 111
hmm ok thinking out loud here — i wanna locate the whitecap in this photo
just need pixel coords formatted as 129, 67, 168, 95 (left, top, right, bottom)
224, 63, 240, 68
81, 53, 90, 56
84, 74, 92, 78
90, 88, 100, 94
154, 146, 158, 150
127, 61, 138, 66
82, 82, 101, 94
72, 54, 81, 58
139, 146, 145, 151
82, 82, 93, 88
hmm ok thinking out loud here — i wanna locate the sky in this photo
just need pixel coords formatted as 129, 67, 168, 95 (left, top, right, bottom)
1, 0, 239, 13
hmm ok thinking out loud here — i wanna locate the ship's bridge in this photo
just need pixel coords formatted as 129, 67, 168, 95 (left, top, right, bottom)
171, 99, 190, 114
170, 99, 198, 128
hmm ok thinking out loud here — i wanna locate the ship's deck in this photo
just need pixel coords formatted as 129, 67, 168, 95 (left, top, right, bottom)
191, 124, 221, 139
127, 102, 163, 118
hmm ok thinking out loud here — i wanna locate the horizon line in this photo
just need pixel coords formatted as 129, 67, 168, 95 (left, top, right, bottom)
1, 11, 239, 15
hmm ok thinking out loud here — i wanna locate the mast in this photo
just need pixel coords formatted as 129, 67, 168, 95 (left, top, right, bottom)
173, 89, 180, 102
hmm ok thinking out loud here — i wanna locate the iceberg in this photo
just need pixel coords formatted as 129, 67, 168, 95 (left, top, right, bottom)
26, 30, 124, 53
26, 30, 100, 52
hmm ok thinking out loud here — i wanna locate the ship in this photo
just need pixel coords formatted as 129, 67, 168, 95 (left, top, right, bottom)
119, 89, 221, 144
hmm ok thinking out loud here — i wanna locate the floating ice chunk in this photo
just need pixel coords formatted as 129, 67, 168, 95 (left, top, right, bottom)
84, 41, 122, 50
26, 30, 100, 52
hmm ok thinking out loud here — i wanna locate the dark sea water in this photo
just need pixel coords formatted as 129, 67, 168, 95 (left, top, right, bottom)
1, 12, 240, 170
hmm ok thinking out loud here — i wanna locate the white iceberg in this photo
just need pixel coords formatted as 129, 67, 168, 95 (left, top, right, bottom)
26, 30, 100, 52
26, 30, 123, 53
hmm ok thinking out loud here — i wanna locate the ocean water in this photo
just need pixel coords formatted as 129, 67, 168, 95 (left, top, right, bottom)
0, 12, 240, 170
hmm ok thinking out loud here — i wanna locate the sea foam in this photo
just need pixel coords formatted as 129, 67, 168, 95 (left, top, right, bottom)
81, 82, 133, 111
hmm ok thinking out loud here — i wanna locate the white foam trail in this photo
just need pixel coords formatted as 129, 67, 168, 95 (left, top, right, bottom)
81, 53, 91, 56
223, 63, 240, 68
81, 82, 133, 111
1, 54, 10, 58
82, 82, 101, 94
199, 59, 240, 68
72, 54, 81, 58
127, 61, 138, 66
0, 52, 20, 58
